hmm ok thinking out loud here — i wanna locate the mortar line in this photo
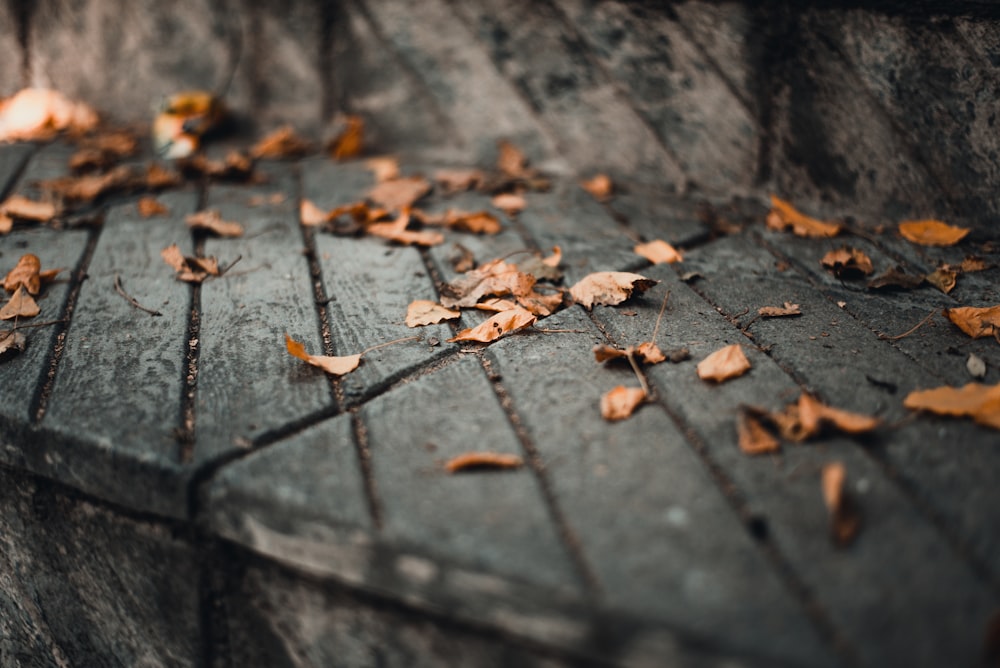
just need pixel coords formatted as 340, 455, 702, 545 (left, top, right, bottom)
32, 217, 104, 423
0, 144, 35, 200
177, 185, 208, 468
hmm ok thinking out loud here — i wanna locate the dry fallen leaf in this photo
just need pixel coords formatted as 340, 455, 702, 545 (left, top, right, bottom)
925, 266, 959, 294
1, 195, 57, 222
593, 343, 665, 366
178, 151, 256, 182
367, 210, 444, 247
405, 300, 460, 327
898, 220, 969, 247
580, 174, 613, 201
186, 210, 244, 237
697, 344, 751, 382
476, 298, 520, 313
153, 90, 226, 158
601, 386, 647, 421
329, 115, 364, 160
960, 256, 991, 273
796, 393, 880, 437
69, 130, 138, 171
497, 140, 530, 178
758, 302, 802, 318
434, 168, 484, 194
491, 192, 526, 215
137, 197, 169, 218
438, 210, 502, 235
40, 164, 135, 202
444, 452, 524, 473
300, 199, 330, 227
3, 254, 61, 295
0, 88, 99, 142
250, 125, 313, 159
821, 462, 861, 547
737, 409, 781, 455
634, 240, 683, 265
161, 244, 220, 283
944, 305, 1000, 341
367, 176, 432, 210
569, 272, 657, 309
448, 307, 536, 343
285, 333, 361, 376
766, 196, 841, 238
440, 259, 537, 309
904, 382, 1000, 430
366, 157, 400, 183
821, 247, 873, 279
867, 267, 925, 291
0, 330, 27, 357
0, 286, 40, 320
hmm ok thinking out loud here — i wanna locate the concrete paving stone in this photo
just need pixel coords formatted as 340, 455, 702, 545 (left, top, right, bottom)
590, 266, 1000, 667
683, 232, 1000, 584
0, 466, 200, 667
0, 144, 34, 196
197, 163, 333, 455
0, 4, 24, 96
604, 187, 712, 248
559, 0, 759, 193
486, 306, 835, 667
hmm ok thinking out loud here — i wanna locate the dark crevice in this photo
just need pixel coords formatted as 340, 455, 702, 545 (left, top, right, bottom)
177, 186, 208, 468
32, 219, 103, 423
350, 410, 383, 531
10, 0, 34, 87
749, 1, 794, 189
0, 144, 35, 201
318, 0, 342, 121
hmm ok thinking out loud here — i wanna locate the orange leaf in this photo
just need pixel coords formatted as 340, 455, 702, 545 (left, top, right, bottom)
434, 168, 484, 194
491, 192, 526, 215
448, 307, 536, 343
405, 300, 460, 327
820, 247, 873, 278
444, 452, 524, 473
366, 157, 400, 183
601, 385, 647, 421
543, 246, 562, 268
944, 305, 1000, 340
960, 256, 991, 273
186, 210, 244, 237
758, 302, 801, 318
285, 333, 361, 376
497, 140, 529, 177
160, 244, 220, 283
300, 199, 330, 227
329, 115, 364, 160
0, 88, 98, 142
0, 286, 40, 320
476, 298, 520, 313
634, 341, 666, 365
367, 176, 432, 210
697, 344, 751, 382
737, 409, 781, 455
821, 462, 861, 546
898, 219, 969, 246
1, 195, 57, 222
925, 266, 959, 294
569, 271, 657, 309
442, 210, 502, 235
580, 174, 613, 201
0, 213, 11, 235
367, 221, 444, 247
137, 197, 169, 218
796, 393, 880, 437
634, 239, 682, 265
3, 254, 42, 294
766, 196, 841, 238
250, 125, 312, 159
441, 259, 537, 309
904, 382, 1000, 430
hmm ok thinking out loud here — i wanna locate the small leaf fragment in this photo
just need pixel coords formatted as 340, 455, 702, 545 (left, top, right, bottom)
569, 272, 656, 309
1, 195, 57, 222
0, 286, 40, 320
250, 125, 312, 159
601, 386, 646, 421
796, 393, 880, 437
285, 333, 361, 376
766, 196, 841, 238
491, 192, 526, 215
580, 174, 613, 201
366, 157, 400, 183
300, 199, 330, 227
3, 254, 41, 294
0, 330, 27, 358
137, 197, 169, 218
161, 244, 220, 283
634, 239, 683, 265
822, 462, 861, 547
497, 140, 530, 178
925, 266, 958, 294
405, 300, 460, 327
367, 176, 432, 210
448, 307, 536, 343
697, 344, 751, 382
758, 302, 801, 318
867, 267, 925, 291
434, 168, 484, 194
821, 247, 873, 279
329, 115, 364, 160
898, 219, 969, 246
186, 210, 244, 237
737, 409, 781, 455
444, 452, 524, 473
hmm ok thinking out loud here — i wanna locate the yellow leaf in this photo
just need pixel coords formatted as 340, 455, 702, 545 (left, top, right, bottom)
696, 344, 751, 382
600, 385, 646, 421
898, 220, 969, 246
285, 333, 361, 376
405, 300, 460, 327
448, 308, 536, 343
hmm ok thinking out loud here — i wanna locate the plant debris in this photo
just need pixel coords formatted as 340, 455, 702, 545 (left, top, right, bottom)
444, 452, 524, 473
697, 344, 751, 382
328, 115, 364, 160
634, 240, 682, 264
137, 197, 169, 218
569, 272, 656, 309
406, 300, 460, 327
580, 174, 613, 201
944, 305, 1000, 342
186, 210, 244, 237
0, 88, 98, 142
766, 196, 841, 238
601, 385, 647, 421
821, 247, 874, 279
161, 244, 221, 283
448, 307, 537, 343
250, 125, 313, 159
0, 286, 40, 320
904, 382, 1000, 429
898, 220, 969, 246
285, 333, 361, 376
822, 462, 861, 547
3, 254, 61, 295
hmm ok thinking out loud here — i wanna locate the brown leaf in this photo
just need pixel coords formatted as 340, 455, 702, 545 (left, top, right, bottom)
448, 307, 536, 343
634, 239, 682, 265
0, 88, 98, 142
796, 393, 880, 437
491, 192, 526, 215
329, 115, 364, 160
517, 290, 564, 316
925, 266, 959, 294
1, 195, 57, 222
366, 157, 400, 183
367, 210, 444, 246
593, 344, 629, 363
758, 302, 801, 318
161, 244, 220, 283
69, 130, 138, 171
285, 333, 361, 375
3, 254, 41, 294
405, 300, 460, 327
137, 197, 169, 218
904, 382, 1000, 430
444, 452, 524, 473
497, 140, 529, 177
569, 271, 657, 309
696, 344, 751, 382
580, 174, 613, 201
40, 165, 135, 202
0, 286, 40, 320
248, 193, 287, 207
944, 305, 1000, 340
434, 168, 484, 194
766, 196, 841, 238
476, 298, 520, 312
144, 163, 183, 190
867, 267, 925, 291
898, 219, 969, 246
594, 343, 665, 366
822, 462, 861, 547
821, 247, 873, 279
601, 386, 647, 421
367, 176, 432, 210
737, 409, 781, 455
0, 214, 11, 235
441, 210, 502, 235
960, 255, 991, 273
178, 151, 256, 181
250, 125, 312, 159
300, 199, 330, 227
186, 210, 244, 237
0, 330, 27, 357
440, 259, 537, 308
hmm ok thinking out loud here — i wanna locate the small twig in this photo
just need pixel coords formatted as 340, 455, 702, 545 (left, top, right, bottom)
8, 318, 68, 331
360, 335, 421, 356
217, 254, 243, 277
878, 309, 937, 341
626, 350, 651, 397
114, 274, 162, 316
649, 290, 670, 343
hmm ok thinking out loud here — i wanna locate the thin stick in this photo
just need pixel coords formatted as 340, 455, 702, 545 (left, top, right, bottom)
650, 290, 670, 343
534, 327, 589, 334
114, 274, 162, 316
9, 318, 67, 331
360, 335, 421, 356
878, 309, 936, 341
626, 351, 651, 397
218, 254, 243, 277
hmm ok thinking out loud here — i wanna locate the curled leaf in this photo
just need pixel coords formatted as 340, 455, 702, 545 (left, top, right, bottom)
440, 259, 536, 309
0, 330, 27, 358
601, 386, 647, 421
448, 307, 536, 344
161, 244, 220, 283
821, 247, 873, 279
634, 240, 682, 265
766, 196, 841, 238
405, 300, 460, 327
444, 452, 524, 473
569, 272, 656, 309
898, 220, 969, 246
758, 302, 801, 318
285, 333, 361, 376
697, 344, 751, 382
186, 210, 244, 237
925, 266, 959, 294
796, 393, 880, 437
822, 462, 861, 547
944, 305, 1000, 340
